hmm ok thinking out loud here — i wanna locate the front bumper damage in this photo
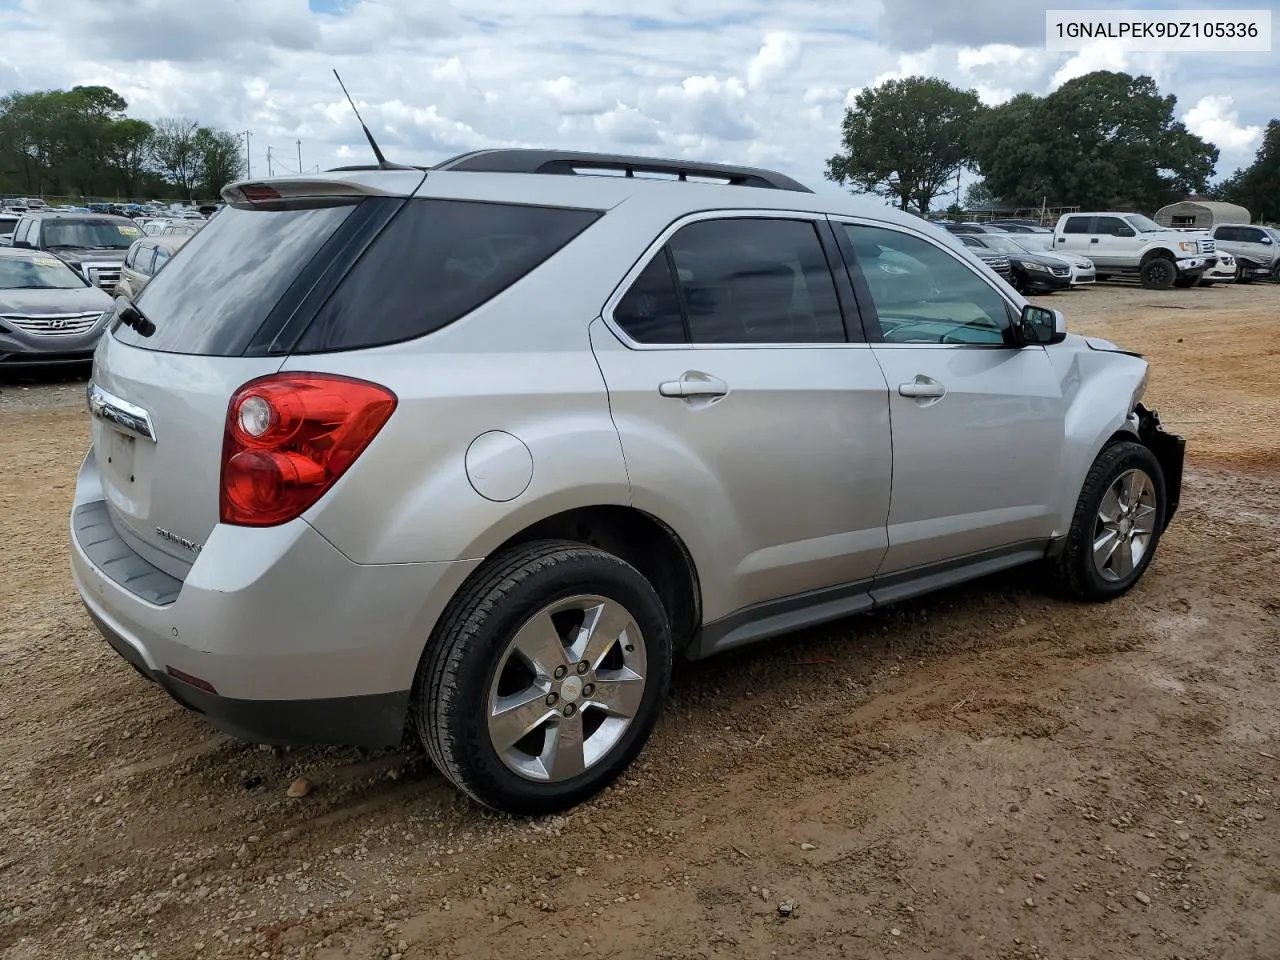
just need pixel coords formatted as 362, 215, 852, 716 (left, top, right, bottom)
1135, 403, 1186, 531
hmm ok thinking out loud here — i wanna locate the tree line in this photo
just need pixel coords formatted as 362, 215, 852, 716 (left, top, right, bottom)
0, 85, 244, 203
826, 70, 1278, 223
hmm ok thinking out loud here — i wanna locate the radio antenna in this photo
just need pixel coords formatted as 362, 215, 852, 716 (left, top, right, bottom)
333, 69, 394, 169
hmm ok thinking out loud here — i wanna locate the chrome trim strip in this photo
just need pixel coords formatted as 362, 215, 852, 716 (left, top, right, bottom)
87, 382, 156, 442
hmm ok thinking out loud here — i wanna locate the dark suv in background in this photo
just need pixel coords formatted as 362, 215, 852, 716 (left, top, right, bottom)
7, 211, 142, 294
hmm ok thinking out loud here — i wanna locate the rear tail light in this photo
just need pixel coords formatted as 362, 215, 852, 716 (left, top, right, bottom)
219, 373, 397, 526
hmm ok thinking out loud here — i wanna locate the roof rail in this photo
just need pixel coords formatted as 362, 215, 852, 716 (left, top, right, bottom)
432, 149, 814, 193
325, 163, 430, 172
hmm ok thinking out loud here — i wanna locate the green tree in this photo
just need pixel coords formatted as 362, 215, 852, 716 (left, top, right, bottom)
1215, 119, 1279, 222
963, 179, 996, 209
970, 71, 1218, 211
825, 76, 986, 215
195, 127, 245, 199
150, 117, 202, 200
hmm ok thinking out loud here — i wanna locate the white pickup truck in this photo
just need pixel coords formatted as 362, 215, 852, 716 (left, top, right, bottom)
1037, 212, 1216, 289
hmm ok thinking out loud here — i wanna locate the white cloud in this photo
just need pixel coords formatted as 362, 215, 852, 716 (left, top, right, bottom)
0, 0, 1271, 191
1183, 95, 1263, 153
747, 31, 802, 89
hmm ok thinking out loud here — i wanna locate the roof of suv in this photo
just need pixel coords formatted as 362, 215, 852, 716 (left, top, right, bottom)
225, 148, 927, 233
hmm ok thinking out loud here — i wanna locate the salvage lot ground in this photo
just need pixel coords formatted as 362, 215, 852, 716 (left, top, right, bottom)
1, 282, 1278, 960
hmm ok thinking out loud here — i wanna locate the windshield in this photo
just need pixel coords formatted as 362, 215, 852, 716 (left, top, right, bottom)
0, 254, 88, 289
975, 236, 1030, 255
43, 219, 142, 249
1125, 214, 1164, 233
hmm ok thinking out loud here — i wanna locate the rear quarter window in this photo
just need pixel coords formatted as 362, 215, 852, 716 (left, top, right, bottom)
293, 198, 601, 353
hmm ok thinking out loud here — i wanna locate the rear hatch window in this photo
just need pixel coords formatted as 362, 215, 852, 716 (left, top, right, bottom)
113, 201, 358, 355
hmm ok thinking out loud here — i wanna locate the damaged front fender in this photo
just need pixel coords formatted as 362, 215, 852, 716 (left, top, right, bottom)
1135, 404, 1186, 531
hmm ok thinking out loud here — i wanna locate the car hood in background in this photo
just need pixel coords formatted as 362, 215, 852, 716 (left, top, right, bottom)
47, 247, 129, 267
0, 284, 114, 316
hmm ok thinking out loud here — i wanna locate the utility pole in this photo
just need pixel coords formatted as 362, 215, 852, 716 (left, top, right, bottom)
241, 130, 252, 178
267, 147, 274, 177
297, 139, 302, 174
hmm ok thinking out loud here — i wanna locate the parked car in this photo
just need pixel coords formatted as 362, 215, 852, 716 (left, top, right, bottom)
69, 149, 1185, 815
0, 246, 115, 368
1209, 223, 1279, 283
955, 234, 1073, 293
7, 211, 142, 294
991, 223, 1054, 236
1198, 252, 1238, 286
1051, 213, 1214, 289
0, 213, 19, 246
115, 233, 191, 300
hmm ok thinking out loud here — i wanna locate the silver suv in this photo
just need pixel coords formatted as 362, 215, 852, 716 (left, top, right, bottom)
1209, 223, 1280, 282
69, 150, 1186, 814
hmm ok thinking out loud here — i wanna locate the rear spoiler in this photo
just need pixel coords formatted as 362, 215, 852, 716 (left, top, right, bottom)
221, 171, 426, 205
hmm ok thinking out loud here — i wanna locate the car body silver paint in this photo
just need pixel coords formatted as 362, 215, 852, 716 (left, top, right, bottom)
69, 165, 1155, 712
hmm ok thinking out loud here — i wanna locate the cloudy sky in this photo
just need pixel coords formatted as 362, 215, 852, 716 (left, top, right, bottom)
1, 0, 1276, 199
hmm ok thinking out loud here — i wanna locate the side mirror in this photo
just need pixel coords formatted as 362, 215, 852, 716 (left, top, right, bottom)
1016, 304, 1066, 346
1116, 226, 1136, 238
1261, 235, 1273, 245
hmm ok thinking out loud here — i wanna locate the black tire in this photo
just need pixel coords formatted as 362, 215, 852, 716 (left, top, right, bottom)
1140, 257, 1176, 289
1272, 262, 1280, 283
1053, 441, 1167, 601
416, 539, 673, 815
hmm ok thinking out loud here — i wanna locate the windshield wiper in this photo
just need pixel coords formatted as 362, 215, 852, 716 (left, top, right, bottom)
113, 293, 155, 337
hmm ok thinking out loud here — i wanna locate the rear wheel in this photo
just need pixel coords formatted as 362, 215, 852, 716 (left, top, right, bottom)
1053, 441, 1166, 601
416, 540, 672, 815
1140, 257, 1176, 289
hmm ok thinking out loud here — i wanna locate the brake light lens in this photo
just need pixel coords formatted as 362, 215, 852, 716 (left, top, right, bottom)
235, 183, 283, 203
220, 373, 397, 526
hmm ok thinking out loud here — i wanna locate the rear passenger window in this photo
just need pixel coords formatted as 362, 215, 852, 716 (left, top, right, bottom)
1062, 217, 1093, 234
614, 255, 686, 343
666, 218, 845, 344
295, 199, 601, 353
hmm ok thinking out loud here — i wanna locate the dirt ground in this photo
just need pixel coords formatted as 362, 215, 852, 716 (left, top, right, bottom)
1, 282, 1278, 960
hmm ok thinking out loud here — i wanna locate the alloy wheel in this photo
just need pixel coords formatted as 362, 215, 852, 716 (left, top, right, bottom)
486, 595, 647, 783
1092, 468, 1158, 582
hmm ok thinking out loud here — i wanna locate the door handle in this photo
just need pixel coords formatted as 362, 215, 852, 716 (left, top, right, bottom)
658, 373, 728, 399
898, 377, 946, 399
1090, 237, 1100, 243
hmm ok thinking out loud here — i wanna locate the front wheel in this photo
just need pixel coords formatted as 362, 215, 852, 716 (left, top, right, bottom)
1053, 441, 1167, 601
1140, 258, 1176, 289
416, 540, 673, 815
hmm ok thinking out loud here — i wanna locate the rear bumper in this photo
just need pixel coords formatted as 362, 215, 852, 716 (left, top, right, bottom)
84, 601, 411, 747
69, 448, 481, 746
